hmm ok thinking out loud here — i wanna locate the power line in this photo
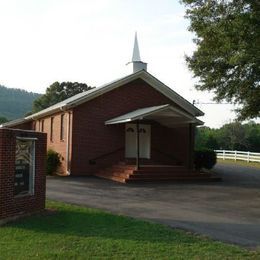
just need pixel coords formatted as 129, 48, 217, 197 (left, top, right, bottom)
193, 100, 232, 105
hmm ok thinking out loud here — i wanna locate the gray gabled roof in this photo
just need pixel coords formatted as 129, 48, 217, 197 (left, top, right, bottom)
0, 117, 32, 128
1, 70, 204, 128
106, 104, 169, 125
105, 104, 203, 127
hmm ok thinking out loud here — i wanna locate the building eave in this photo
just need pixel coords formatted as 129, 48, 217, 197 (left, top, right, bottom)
0, 117, 32, 128
105, 104, 204, 128
65, 70, 204, 117
140, 71, 204, 117
0, 70, 204, 128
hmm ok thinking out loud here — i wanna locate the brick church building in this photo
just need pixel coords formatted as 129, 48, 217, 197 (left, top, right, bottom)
1, 35, 209, 183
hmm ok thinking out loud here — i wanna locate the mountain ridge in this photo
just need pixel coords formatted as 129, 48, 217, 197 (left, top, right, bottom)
0, 85, 41, 120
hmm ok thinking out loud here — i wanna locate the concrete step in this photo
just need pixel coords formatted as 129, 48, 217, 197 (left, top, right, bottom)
100, 167, 133, 175
98, 170, 130, 178
95, 161, 217, 183
111, 165, 136, 171
132, 170, 211, 177
128, 173, 210, 179
95, 173, 126, 183
126, 176, 221, 183
134, 167, 188, 173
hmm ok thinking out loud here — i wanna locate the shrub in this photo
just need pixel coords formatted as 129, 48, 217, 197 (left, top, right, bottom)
47, 149, 61, 175
194, 149, 216, 170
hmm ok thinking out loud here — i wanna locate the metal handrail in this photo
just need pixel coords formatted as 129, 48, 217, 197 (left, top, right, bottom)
89, 146, 125, 164
152, 147, 181, 164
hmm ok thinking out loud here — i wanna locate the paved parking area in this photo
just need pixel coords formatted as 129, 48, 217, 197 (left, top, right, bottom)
47, 163, 260, 248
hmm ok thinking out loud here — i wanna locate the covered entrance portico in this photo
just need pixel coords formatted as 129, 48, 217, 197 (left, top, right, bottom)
105, 104, 203, 171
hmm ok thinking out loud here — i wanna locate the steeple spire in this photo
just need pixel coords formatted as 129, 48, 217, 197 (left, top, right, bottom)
127, 32, 147, 73
132, 32, 141, 62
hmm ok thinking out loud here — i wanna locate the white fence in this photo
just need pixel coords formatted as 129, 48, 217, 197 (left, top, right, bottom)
215, 150, 260, 163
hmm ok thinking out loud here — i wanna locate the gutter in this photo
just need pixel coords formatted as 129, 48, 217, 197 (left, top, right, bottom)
60, 106, 71, 176
66, 111, 71, 176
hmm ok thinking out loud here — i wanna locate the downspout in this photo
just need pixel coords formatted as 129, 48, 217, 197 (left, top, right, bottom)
136, 120, 140, 170
31, 116, 37, 131
60, 106, 71, 176
66, 110, 71, 176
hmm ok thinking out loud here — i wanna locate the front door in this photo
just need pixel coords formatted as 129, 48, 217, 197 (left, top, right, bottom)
125, 123, 151, 159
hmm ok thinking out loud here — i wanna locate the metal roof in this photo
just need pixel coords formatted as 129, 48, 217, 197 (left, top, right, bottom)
105, 104, 169, 124
105, 104, 204, 127
1, 70, 204, 128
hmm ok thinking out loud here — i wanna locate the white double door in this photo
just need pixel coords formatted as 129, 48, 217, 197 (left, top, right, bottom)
125, 123, 151, 159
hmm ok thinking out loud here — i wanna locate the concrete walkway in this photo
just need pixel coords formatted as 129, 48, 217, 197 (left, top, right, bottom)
47, 162, 260, 248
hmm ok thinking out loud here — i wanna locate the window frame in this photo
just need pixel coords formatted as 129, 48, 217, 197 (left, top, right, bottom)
50, 117, 54, 142
60, 114, 65, 141
41, 120, 44, 132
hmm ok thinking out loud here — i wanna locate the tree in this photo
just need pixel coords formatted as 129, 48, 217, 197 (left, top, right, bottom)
0, 116, 8, 124
244, 121, 260, 152
181, 0, 260, 120
32, 82, 93, 113
217, 122, 248, 150
195, 121, 260, 152
195, 126, 218, 149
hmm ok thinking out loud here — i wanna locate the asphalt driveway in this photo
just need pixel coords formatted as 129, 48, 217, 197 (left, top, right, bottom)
47, 163, 260, 248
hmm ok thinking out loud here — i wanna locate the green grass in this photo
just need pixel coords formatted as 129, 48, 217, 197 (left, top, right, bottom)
218, 159, 260, 169
1, 201, 259, 259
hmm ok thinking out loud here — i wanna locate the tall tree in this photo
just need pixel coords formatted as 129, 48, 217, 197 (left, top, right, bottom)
244, 121, 260, 151
195, 126, 219, 149
32, 82, 93, 113
217, 122, 248, 150
181, 0, 260, 120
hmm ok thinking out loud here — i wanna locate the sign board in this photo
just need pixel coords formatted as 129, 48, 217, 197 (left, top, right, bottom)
14, 139, 35, 196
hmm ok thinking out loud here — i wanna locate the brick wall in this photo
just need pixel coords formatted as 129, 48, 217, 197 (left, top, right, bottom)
34, 111, 72, 175
151, 121, 190, 166
5, 78, 195, 176
0, 129, 47, 221
72, 78, 194, 175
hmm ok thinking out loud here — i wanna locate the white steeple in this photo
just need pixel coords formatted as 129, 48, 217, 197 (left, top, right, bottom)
132, 32, 141, 62
128, 32, 147, 73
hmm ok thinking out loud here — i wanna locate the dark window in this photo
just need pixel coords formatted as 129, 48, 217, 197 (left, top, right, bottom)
60, 114, 64, 140
50, 117, 54, 141
41, 120, 44, 132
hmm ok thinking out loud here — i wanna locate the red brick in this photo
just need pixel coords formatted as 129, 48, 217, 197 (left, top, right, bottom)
9, 79, 194, 176
0, 129, 46, 220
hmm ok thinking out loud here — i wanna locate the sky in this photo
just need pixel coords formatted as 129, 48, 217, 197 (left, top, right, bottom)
0, 0, 255, 128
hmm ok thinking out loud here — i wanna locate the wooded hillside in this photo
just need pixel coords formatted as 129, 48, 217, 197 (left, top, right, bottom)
0, 85, 40, 120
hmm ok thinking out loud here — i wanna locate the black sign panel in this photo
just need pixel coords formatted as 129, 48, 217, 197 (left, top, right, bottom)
15, 139, 33, 196
14, 161, 30, 195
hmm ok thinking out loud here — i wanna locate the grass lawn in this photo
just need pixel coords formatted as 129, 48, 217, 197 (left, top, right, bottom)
217, 159, 260, 169
1, 201, 259, 259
